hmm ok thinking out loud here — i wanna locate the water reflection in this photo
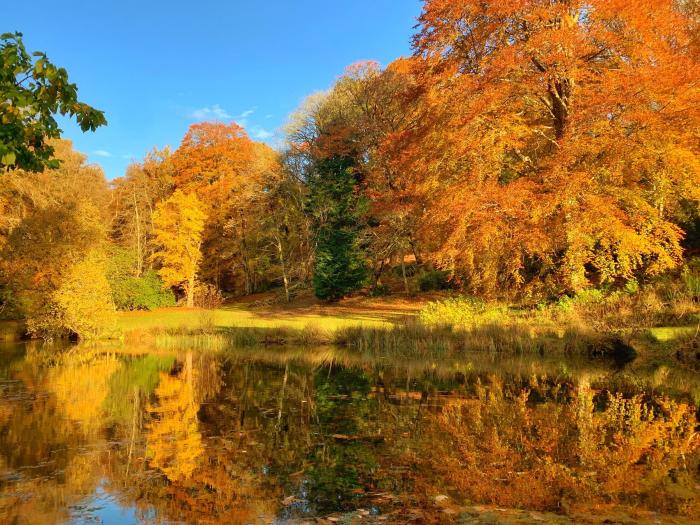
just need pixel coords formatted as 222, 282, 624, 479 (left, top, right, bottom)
0, 341, 698, 524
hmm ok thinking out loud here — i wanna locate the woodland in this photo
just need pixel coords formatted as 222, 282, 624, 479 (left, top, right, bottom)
1, 0, 700, 343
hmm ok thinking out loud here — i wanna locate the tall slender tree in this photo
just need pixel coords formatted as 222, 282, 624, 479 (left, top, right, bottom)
151, 190, 206, 308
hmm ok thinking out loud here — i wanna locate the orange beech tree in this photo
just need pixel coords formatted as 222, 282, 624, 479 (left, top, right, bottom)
171, 122, 255, 201
394, 0, 700, 296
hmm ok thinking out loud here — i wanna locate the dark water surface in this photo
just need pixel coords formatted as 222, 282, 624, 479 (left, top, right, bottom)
0, 341, 698, 524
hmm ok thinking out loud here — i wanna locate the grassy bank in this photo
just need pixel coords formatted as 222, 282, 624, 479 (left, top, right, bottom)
116, 297, 409, 334
118, 287, 700, 371
5, 286, 700, 370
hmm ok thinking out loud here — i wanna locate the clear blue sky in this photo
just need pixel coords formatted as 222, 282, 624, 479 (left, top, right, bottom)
5, 0, 422, 179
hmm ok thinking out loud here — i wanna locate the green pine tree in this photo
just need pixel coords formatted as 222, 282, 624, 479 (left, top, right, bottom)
307, 155, 367, 301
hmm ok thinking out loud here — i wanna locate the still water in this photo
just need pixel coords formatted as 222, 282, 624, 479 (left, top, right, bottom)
0, 341, 698, 524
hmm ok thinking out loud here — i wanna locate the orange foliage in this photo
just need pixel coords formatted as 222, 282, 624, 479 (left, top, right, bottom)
170, 122, 283, 294
172, 122, 255, 207
377, 0, 700, 295
430, 379, 700, 515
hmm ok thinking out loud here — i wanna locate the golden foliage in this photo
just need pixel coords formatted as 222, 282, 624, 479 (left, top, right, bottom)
52, 250, 117, 339
151, 190, 206, 307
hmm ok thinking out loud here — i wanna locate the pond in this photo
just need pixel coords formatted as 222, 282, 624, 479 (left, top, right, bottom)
0, 340, 698, 524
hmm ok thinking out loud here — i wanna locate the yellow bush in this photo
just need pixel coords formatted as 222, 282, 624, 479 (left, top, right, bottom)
53, 251, 117, 339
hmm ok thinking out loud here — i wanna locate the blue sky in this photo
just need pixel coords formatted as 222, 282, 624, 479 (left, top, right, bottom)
5, 0, 422, 179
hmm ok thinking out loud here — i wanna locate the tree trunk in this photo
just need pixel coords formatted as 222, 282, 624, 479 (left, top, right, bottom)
186, 273, 195, 308
132, 190, 142, 277
238, 212, 253, 295
409, 238, 423, 266
371, 259, 386, 291
276, 234, 290, 303
400, 249, 409, 295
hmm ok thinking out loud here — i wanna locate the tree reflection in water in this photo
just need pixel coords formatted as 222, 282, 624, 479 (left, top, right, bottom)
0, 342, 698, 524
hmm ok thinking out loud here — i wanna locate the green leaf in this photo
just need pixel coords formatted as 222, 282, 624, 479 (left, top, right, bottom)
1, 152, 16, 166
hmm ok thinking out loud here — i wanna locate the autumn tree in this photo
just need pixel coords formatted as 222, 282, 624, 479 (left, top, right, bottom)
151, 190, 206, 308
397, 0, 700, 296
264, 162, 315, 301
111, 147, 175, 277
322, 62, 426, 292
171, 122, 284, 295
0, 140, 111, 336
0, 32, 106, 172
50, 250, 116, 339
285, 85, 374, 300
0, 139, 110, 249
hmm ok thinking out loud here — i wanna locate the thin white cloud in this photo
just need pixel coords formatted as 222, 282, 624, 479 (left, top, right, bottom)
93, 150, 112, 158
191, 104, 232, 120
235, 107, 257, 127
252, 128, 274, 140
188, 105, 273, 140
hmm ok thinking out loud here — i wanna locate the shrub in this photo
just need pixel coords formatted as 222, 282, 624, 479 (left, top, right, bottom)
28, 251, 117, 340
623, 278, 639, 295
553, 282, 699, 330
192, 282, 224, 309
111, 270, 175, 311
134, 271, 177, 310
682, 264, 700, 301
419, 296, 506, 327
556, 288, 607, 313
107, 249, 175, 311
369, 283, 391, 297
418, 269, 451, 292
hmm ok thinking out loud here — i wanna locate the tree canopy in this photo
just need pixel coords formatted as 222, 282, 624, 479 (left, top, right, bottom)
0, 32, 106, 172
2, 1, 700, 335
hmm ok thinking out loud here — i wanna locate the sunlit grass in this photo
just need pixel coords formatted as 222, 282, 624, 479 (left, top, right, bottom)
116, 304, 396, 335
648, 325, 698, 342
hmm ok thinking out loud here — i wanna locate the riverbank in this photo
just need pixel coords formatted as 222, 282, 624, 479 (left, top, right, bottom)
3, 290, 699, 372
110, 291, 698, 370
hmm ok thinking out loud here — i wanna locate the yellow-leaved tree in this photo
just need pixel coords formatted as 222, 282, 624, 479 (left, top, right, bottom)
53, 250, 117, 340
151, 190, 206, 308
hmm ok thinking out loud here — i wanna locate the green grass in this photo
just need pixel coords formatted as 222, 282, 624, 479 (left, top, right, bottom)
116, 304, 396, 335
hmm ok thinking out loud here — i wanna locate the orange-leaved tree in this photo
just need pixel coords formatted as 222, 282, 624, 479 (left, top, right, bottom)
172, 122, 282, 294
398, 0, 700, 296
